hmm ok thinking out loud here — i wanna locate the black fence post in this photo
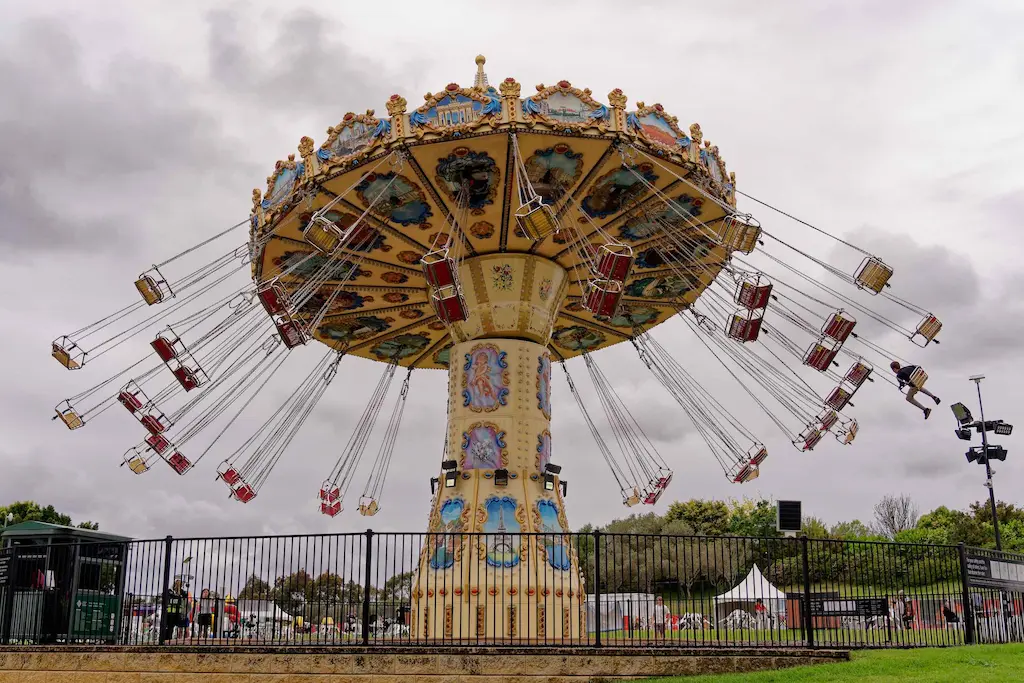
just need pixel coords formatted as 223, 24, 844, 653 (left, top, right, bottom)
158, 535, 173, 646
958, 543, 975, 645
362, 529, 374, 646
593, 530, 602, 649
800, 536, 814, 648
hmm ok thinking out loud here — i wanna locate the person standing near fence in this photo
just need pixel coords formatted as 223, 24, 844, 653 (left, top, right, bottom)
195, 589, 214, 639
652, 596, 670, 640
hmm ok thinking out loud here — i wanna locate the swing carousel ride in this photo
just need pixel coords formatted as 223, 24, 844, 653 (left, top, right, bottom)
51, 57, 942, 639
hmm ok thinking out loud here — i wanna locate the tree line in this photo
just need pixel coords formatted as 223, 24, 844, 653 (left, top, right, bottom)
572, 495, 1024, 597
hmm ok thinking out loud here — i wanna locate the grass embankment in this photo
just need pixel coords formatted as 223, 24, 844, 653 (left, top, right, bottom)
637, 644, 1024, 682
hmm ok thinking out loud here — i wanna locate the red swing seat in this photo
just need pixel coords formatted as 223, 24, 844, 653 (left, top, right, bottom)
321, 500, 342, 517
319, 483, 341, 502
141, 414, 166, 435
748, 444, 768, 466
233, 484, 257, 503
732, 463, 759, 483
727, 313, 763, 342
172, 366, 202, 392
146, 434, 171, 454
166, 452, 191, 475
421, 250, 458, 289
823, 312, 856, 343
276, 318, 308, 349
804, 341, 838, 372
585, 280, 622, 319
643, 486, 665, 505
431, 285, 469, 323
257, 282, 289, 317
817, 408, 839, 432
736, 280, 772, 310
844, 361, 872, 388
797, 427, 824, 451
826, 386, 852, 411
218, 463, 242, 486
118, 390, 144, 414
151, 334, 184, 363
655, 472, 673, 491
596, 243, 634, 283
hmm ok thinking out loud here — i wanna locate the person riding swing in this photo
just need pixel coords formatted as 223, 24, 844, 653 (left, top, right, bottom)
890, 361, 940, 419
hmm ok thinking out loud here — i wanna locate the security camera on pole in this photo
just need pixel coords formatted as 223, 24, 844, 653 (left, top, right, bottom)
950, 374, 1013, 551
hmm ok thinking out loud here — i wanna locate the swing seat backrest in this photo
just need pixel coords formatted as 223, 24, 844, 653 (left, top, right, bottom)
146, 434, 170, 454
596, 244, 634, 283
167, 452, 191, 475
432, 286, 469, 323
127, 457, 149, 475
854, 257, 893, 294
321, 500, 342, 517
51, 342, 81, 370
56, 407, 84, 430
823, 313, 856, 343
421, 250, 458, 289
141, 414, 165, 435
233, 483, 256, 503
908, 367, 928, 388
826, 386, 852, 411
515, 196, 558, 240
134, 275, 164, 306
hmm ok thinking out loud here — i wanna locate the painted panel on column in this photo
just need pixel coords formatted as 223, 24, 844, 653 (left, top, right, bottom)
429, 497, 469, 570
535, 499, 572, 571
480, 496, 522, 568
462, 343, 510, 412
536, 430, 552, 473
461, 423, 508, 469
536, 352, 551, 419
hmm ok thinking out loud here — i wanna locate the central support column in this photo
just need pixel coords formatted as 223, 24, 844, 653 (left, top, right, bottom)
412, 254, 584, 642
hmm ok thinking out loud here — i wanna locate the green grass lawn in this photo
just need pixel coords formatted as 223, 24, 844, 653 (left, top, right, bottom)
637, 644, 1024, 682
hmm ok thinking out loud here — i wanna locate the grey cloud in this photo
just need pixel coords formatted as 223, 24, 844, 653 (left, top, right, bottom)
0, 18, 236, 255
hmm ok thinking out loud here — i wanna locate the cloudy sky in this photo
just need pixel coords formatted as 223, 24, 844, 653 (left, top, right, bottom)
2, 0, 1022, 542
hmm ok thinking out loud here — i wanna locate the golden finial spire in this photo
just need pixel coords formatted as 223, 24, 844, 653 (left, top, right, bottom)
474, 55, 489, 90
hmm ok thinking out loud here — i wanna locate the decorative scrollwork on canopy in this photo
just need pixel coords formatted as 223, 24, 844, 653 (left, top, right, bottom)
522, 81, 610, 134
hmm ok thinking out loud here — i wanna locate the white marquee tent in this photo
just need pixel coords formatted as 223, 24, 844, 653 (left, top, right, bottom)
712, 564, 787, 621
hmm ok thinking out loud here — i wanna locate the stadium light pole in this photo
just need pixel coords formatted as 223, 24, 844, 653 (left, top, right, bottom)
971, 374, 1002, 551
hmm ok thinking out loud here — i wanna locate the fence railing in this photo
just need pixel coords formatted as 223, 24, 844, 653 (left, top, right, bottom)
0, 532, 1021, 649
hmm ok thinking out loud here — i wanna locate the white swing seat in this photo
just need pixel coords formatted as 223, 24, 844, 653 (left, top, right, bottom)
515, 196, 558, 240
909, 314, 942, 347
55, 402, 84, 430
854, 257, 892, 294
358, 498, 380, 516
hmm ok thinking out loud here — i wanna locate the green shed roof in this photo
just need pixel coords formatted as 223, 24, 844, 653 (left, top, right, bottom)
0, 521, 132, 543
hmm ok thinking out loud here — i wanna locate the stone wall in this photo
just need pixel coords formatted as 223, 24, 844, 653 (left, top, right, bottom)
0, 645, 849, 682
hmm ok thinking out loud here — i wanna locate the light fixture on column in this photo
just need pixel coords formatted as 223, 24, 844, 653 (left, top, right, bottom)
559, 480, 568, 497
430, 477, 440, 494
494, 468, 509, 487
544, 463, 561, 491
441, 459, 459, 488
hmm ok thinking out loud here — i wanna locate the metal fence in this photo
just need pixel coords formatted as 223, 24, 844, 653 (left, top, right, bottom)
1, 532, 1021, 649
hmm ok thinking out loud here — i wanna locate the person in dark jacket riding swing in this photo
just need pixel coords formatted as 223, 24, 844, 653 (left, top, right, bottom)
891, 361, 940, 419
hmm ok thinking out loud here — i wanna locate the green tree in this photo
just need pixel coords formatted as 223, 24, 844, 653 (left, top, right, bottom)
829, 520, 876, 540
727, 499, 781, 538
0, 501, 98, 530
380, 571, 414, 603
238, 574, 272, 600
665, 499, 730, 536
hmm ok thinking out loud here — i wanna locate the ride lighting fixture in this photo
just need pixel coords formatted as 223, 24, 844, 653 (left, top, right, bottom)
544, 463, 561, 492
994, 422, 1014, 436
950, 402, 974, 426
494, 468, 509, 487
441, 459, 458, 471
559, 480, 568, 497
430, 477, 440, 494
444, 470, 459, 488
955, 428, 973, 441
